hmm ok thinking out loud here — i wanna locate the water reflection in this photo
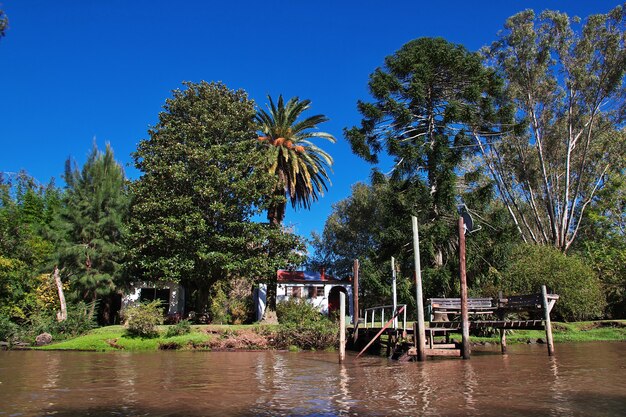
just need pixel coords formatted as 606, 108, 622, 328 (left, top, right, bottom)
0, 343, 625, 416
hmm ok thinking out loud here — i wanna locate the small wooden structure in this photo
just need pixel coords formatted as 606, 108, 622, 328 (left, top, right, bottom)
425, 286, 559, 356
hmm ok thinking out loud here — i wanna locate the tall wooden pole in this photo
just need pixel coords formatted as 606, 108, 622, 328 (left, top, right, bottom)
391, 256, 397, 329
339, 292, 346, 363
412, 216, 426, 362
459, 217, 470, 359
353, 259, 359, 325
542, 285, 554, 356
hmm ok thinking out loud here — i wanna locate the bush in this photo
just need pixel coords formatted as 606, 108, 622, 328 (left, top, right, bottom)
165, 319, 191, 337
123, 300, 163, 338
0, 315, 18, 341
503, 244, 605, 321
209, 282, 231, 325
275, 299, 338, 350
276, 298, 324, 326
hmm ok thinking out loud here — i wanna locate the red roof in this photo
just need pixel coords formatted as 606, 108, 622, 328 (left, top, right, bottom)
277, 269, 351, 284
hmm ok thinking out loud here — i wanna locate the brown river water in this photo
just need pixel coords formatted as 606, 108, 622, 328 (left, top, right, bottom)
0, 342, 624, 416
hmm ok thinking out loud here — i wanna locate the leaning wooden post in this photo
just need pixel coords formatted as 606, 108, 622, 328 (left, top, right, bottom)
352, 259, 360, 343
339, 292, 346, 363
542, 285, 554, 356
412, 216, 426, 362
459, 217, 470, 359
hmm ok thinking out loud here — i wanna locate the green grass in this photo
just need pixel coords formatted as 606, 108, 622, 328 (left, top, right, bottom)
36, 324, 279, 352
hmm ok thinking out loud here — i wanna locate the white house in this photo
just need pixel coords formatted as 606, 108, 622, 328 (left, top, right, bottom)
256, 269, 353, 321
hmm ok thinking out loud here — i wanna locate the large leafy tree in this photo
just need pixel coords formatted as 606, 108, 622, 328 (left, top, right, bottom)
478, 5, 626, 251
0, 172, 60, 321
57, 144, 128, 308
345, 38, 508, 296
256, 95, 335, 226
128, 82, 304, 312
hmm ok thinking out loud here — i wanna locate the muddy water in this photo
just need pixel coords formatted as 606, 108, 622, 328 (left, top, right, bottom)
0, 342, 624, 416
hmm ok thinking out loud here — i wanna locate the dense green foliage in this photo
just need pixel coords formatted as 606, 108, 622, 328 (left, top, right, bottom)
503, 244, 605, 321
257, 95, 335, 225
123, 301, 163, 338
127, 82, 305, 313
165, 319, 192, 337
275, 298, 338, 350
57, 144, 128, 305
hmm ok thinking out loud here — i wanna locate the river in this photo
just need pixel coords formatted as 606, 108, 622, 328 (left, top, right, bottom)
0, 342, 624, 416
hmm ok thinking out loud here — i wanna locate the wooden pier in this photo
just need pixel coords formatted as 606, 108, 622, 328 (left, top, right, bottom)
350, 288, 559, 359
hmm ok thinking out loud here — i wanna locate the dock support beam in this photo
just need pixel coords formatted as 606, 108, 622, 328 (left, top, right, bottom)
499, 328, 507, 354
352, 259, 360, 344
339, 292, 346, 363
412, 216, 426, 362
459, 217, 470, 360
542, 285, 554, 356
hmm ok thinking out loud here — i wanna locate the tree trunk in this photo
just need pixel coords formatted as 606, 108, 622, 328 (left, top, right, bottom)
53, 266, 67, 322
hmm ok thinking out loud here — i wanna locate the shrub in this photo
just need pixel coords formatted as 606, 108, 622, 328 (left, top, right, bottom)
503, 244, 605, 321
209, 282, 231, 325
0, 315, 18, 341
123, 300, 163, 338
165, 319, 191, 337
276, 298, 323, 326
275, 299, 338, 350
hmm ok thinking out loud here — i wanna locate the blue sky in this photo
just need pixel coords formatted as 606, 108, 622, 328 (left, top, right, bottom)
0, 0, 617, 244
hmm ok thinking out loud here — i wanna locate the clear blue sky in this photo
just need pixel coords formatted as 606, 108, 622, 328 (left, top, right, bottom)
0, 0, 617, 244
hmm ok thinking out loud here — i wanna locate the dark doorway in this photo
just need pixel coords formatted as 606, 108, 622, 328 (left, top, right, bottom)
328, 286, 347, 315
97, 293, 122, 325
140, 288, 171, 314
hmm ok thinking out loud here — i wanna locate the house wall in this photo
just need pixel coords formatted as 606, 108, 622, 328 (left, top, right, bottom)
276, 282, 353, 318
122, 281, 185, 317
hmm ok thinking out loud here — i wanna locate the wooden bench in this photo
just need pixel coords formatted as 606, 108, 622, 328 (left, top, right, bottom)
428, 297, 495, 322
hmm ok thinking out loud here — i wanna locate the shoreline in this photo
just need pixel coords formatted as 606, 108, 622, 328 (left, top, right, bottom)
2, 320, 621, 353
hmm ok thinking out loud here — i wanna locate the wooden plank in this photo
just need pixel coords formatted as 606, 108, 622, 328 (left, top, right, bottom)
356, 305, 406, 359
425, 348, 461, 357
430, 343, 456, 349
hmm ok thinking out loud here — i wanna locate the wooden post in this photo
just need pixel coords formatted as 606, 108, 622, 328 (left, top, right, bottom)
459, 217, 470, 359
499, 328, 507, 354
339, 292, 346, 363
412, 216, 426, 362
391, 257, 398, 329
352, 259, 359, 343
542, 285, 554, 356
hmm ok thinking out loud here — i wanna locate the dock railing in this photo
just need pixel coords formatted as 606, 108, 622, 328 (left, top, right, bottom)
364, 304, 407, 331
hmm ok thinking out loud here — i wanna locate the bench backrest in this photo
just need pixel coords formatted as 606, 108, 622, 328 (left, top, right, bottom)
429, 297, 494, 310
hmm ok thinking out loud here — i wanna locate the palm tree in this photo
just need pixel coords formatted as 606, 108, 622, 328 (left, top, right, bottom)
256, 95, 335, 226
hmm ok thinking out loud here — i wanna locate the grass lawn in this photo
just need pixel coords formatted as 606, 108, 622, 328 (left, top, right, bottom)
36, 324, 278, 352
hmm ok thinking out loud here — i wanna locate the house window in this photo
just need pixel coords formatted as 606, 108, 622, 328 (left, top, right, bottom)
290, 286, 302, 298
308, 286, 323, 298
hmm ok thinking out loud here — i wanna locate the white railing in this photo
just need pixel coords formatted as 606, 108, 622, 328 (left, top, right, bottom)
363, 304, 407, 331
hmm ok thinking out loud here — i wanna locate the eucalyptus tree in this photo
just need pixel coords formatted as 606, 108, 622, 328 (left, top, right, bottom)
345, 38, 508, 295
256, 95, 335, 226
478, 5, 626, 252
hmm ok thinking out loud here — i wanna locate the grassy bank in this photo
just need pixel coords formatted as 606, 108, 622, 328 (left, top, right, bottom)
35, 324, 278, 352
468, 320, 626, 344
32, 320, 625, 352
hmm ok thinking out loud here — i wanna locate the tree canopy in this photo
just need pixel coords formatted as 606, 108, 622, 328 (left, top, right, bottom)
127, 82, 304, 311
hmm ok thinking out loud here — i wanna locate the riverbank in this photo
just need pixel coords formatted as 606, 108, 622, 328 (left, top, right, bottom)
23, 320, 626, 352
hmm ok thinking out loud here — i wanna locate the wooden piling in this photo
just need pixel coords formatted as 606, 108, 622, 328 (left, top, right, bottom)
542, 285, 554, 356
459, 217, 470, 359
339, 292, 346, 363
412, 216, 426, 362
353, 259, 359, 343
499, 328, 507, 354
